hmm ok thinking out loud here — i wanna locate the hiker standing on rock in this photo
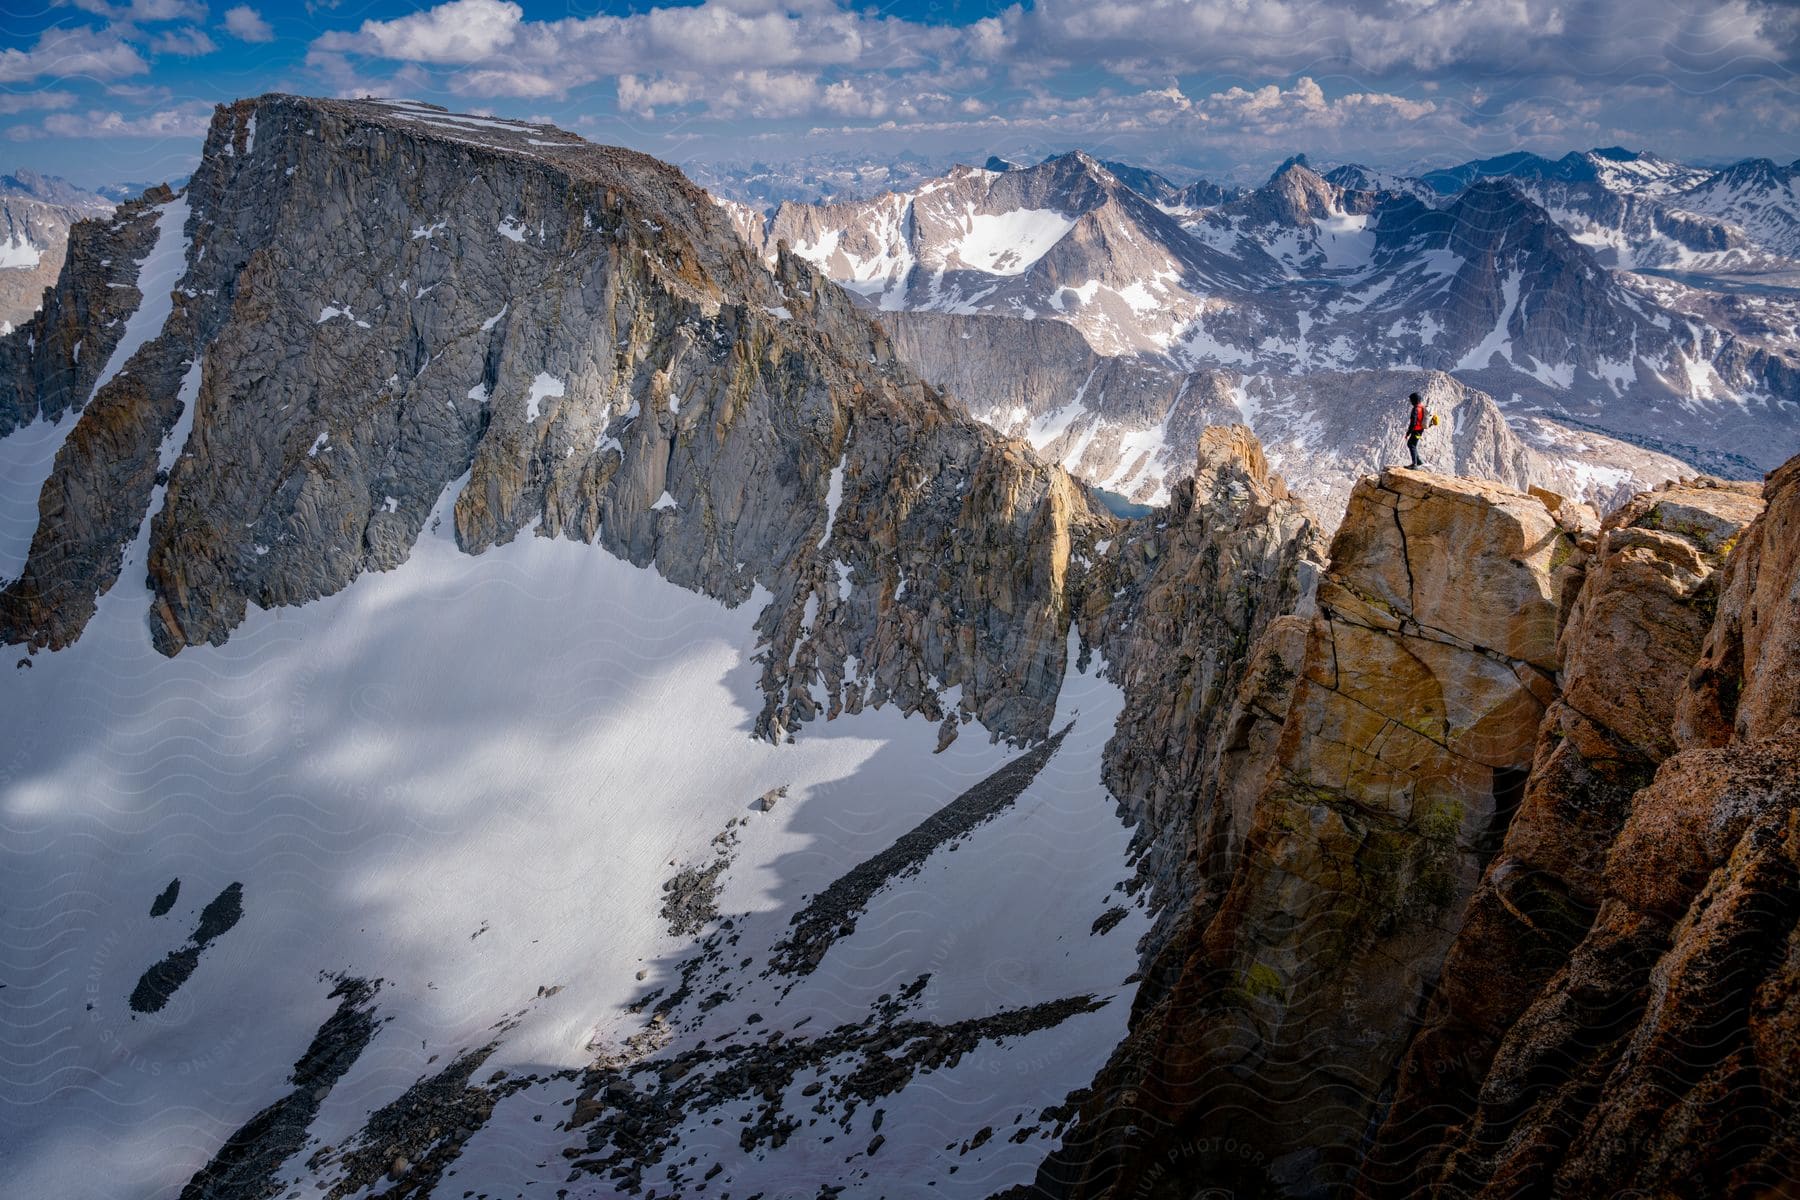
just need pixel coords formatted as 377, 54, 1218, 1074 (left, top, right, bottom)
1405, 391, 1437, 469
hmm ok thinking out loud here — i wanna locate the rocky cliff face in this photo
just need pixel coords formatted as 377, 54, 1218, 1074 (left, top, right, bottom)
1355, 464, 1796, 1199
1028, 454, 1799, 1198
0, 169, 117, 335
1075, 425, 1326, 950
1037, 469, 1588, 1198
1354, 474, 1764, 1195
0, 185, 172, 437
1, 94, 1114, 746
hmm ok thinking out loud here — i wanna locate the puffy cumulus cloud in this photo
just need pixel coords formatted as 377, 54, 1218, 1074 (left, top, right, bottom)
8, 101, 212, 140
1012, 0, 1796, 81
618, 70, 836, 120
616, 74, 705, 118
0, 26, 149, 84
1201, 77, 1437, 129
222, 5, 275, 44
314, 0, 525, 66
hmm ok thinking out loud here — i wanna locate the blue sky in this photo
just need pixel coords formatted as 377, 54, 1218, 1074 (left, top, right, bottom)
2, 0, 1795, 190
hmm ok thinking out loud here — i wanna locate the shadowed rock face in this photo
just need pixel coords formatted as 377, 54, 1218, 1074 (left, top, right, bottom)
0, 185, 171, 437
1075, 426, 1326, 945
0, 94, 1119, 746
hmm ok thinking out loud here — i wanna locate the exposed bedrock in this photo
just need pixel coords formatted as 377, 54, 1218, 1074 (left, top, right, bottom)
1043, 467, 1595, 1197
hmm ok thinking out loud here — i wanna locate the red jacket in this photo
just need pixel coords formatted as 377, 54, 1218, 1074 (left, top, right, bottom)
1410, 403, 1427, 435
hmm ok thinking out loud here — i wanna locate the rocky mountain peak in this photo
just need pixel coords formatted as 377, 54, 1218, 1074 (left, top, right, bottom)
2, 91, 1121, 751
1251, 153, 1337, 224
1441, 175, 1565, 245
1714, 155, 1785, 182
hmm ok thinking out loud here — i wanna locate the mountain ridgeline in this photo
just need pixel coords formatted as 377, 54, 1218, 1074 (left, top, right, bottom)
727, 148, 1799, 511
0, 96, 1795, 1199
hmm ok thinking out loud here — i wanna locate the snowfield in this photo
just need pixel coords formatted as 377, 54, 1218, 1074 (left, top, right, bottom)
0, 475, 1147, 1198
949, 208, 1076, 275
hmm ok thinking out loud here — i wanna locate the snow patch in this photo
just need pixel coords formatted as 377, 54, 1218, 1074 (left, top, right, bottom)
817, 453, 847, 549
91, 194, 193, 400
0, 233, 42, 270
317, 304, 370, 328
1455, 271, 1522, 371
525, 372, 563, 422
950, 208, 1076, 276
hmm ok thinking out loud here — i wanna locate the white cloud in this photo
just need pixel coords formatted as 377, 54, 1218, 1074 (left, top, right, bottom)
105, 81, 174, 103
1013, 0, 1793, 80
0, 90, 77, 114
222, 5, 275, 43
9, 102, 213, 140
153, 27, 217, 56
620, 70, 822, 120
309, 0, 968, 99
617, 74, 704, 118
1200, 77, 1437, 129
0, 26, 149, 84
617, 67, 967, 121
315, 0, 524, 66
67, 0, 207, 20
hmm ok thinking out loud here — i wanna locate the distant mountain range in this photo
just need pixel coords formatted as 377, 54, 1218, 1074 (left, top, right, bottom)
720, 145, 1800, 514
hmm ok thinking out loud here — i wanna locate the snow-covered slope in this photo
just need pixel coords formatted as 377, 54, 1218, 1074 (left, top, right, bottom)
0, 479, 1147, 1199
1670, 157, 1800, 260
0, 93, 1186, 1200
1395, 148, 1798, 272
1417, 148, 1712, 198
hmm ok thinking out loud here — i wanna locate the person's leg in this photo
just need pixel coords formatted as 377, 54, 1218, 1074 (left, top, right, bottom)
1408, 436, 1422, 468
